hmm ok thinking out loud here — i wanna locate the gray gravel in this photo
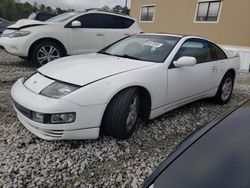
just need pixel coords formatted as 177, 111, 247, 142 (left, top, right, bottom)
0, 49, 250, 187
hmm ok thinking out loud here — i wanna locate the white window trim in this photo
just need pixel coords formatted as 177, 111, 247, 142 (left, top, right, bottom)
194, 0, 223, 24
139, 4, 156, 23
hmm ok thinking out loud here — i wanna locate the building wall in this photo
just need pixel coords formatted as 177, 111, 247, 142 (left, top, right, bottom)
130, 0, 250, 47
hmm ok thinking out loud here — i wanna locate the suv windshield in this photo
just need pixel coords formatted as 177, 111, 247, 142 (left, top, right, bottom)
99, 35, 180, 63
46, 12, 79, 22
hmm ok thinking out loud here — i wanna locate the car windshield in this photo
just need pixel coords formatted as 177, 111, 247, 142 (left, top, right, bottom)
99, 35, 180, 63
46, 12, 79, 22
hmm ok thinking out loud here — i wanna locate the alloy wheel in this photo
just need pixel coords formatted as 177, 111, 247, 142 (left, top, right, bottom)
126, 95, 139, 132
37, 45, 60, 65
221, 78, 233, 101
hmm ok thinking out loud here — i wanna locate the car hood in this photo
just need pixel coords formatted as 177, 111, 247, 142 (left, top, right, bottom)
7, 19, 48, 30
38, 53, 155, 86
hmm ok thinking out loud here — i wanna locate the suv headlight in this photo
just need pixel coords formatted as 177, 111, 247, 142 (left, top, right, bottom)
40, 82, 80, 99
8, 31, 31, 38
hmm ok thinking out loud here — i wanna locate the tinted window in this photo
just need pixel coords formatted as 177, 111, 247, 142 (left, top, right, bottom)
209, 42, 227, 61
37, 13, 55, 21
174, 39, 212, 64
101, 14, 134, 29
76, 13, 102, 28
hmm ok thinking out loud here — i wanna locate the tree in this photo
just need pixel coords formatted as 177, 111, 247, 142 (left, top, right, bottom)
112, 5, 123, 13
0, 0, 68, 21
101, 5, 110, 11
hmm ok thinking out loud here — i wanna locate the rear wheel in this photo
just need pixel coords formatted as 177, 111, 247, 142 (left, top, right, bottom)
102, 88, 139, 139
31, 41, 64, 66
213, 72, 234, 104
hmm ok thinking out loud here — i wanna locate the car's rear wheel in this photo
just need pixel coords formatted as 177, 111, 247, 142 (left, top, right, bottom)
31, 41, 64, 66
102, 88, 140, 139
213, 72, 234, 104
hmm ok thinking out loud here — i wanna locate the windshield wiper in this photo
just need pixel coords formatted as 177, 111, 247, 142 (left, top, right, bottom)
98, 52, 142, 61
114, 54, 142, 60
98, 51, 112, 55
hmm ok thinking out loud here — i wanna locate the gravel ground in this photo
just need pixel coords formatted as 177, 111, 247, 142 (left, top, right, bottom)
0, 49, 250, 188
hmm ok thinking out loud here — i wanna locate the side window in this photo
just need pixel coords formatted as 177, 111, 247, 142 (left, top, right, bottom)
173, 39, 212, 64
209, 42, 227, 61
76, 13, 102, 28
101, 14, 134, 29
37, 13, 53, 21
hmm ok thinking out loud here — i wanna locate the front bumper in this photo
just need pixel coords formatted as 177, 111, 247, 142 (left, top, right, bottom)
0, 36, 30, 57
11, 78, 105, 140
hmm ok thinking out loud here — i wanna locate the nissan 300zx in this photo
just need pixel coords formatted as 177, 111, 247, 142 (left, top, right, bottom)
11, 34, 240, 140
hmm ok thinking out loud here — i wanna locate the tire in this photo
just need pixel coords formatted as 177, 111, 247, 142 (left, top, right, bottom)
213, 72, 234, 104
31, 41, 64, 66
102, 88, 140, 139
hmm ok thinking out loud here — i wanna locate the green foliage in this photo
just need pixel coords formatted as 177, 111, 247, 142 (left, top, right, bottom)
0, 0, 67, 21
0, 0, 131, 22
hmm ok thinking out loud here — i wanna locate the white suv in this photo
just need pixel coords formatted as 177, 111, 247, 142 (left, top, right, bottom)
0, 10, 141, 65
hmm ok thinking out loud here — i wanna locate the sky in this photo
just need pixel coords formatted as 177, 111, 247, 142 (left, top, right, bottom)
19, 0, 131, 10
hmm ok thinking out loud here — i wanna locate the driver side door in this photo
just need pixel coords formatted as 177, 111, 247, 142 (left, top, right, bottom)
66, 13, 104, 55
166, 38, 215, 105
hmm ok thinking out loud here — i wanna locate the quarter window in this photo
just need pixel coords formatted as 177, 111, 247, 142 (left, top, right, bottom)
209, 42, 227, 61
140, 5, 155, 22
196, 1, 221, 22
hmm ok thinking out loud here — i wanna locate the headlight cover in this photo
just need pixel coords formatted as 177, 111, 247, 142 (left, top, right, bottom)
8, 31, 31, 38
40, 82, 79, 99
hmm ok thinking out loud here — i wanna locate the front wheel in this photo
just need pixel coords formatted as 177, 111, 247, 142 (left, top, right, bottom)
31, 41, 64, 66
102, 88, 140, 139
213, 72, 234, 104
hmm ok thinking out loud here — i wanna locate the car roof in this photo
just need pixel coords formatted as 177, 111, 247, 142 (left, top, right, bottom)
143, 99, 250, 188
70, 9, 135, 20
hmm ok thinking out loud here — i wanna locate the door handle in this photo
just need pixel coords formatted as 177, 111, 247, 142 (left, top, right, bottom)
212, 66, 218, 72
123, 33, 130, 36
96, 33, 104, 37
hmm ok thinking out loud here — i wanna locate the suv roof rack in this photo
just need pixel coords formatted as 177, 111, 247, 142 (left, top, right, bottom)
85, 8, 129, 16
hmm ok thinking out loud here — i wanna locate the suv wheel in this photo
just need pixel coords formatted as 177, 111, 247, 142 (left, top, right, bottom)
31, 41, 64, 66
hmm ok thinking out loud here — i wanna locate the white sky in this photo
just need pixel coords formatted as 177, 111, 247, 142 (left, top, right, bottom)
19, 0, 131, 10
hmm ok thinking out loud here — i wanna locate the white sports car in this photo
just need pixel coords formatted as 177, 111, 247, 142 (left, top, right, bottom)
11, 34, 240, 140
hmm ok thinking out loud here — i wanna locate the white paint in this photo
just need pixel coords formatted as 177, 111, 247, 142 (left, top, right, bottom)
11, 34, 240, 140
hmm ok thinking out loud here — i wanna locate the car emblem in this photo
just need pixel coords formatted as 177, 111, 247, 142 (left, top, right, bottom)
33, 81, 37, 84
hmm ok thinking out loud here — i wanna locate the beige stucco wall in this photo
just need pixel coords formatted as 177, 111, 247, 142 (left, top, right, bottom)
130, 0, 250, 47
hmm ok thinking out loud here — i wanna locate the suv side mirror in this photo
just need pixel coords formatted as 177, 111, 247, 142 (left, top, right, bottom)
174, 56, 197, 68
71, 20, 81, 28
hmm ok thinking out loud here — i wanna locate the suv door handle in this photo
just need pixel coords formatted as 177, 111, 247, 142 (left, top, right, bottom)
123, 33, 130, 36
212, 66, 218, 72
96, 33, 104, 37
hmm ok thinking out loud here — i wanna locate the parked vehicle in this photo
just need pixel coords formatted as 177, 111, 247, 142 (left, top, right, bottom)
0, 18, 11, 34
28, 11, 58, 22
0, 10, 141, 65
142, 98, 250, 188
11, 34, 240, 140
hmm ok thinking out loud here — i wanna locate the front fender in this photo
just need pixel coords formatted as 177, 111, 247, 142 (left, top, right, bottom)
64, 64, 167, 110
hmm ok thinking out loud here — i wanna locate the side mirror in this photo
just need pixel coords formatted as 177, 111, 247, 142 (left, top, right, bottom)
174, 56, 197, 68
71, 20, 81, 28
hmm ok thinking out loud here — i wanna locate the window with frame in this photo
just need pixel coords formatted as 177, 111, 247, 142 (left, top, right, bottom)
140, 5, 155, 22
196, 1, 222, 22
173, 39, 212, 64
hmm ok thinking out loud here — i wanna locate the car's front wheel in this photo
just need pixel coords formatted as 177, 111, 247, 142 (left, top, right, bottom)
31, 41, 64, 66
213, 72, 234, 104
102, 88, 140, 139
